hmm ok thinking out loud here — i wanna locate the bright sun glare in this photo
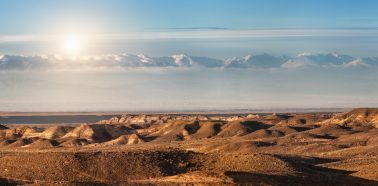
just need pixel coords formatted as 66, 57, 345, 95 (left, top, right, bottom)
63, 35, 82, 55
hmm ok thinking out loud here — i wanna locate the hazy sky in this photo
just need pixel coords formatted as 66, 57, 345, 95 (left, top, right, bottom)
1, 0, 378, 57
2, 0, 378, 33
0, 0, 378, 111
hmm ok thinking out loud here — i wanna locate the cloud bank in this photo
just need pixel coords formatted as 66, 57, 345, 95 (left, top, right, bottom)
2, 28, 378, 43
0, 52, 377, 71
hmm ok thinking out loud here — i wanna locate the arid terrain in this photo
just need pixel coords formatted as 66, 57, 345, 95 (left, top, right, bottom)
0, 108, 378, 185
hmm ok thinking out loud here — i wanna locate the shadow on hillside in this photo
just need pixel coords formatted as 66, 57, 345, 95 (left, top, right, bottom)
225, 171, 378, 186
0, 178, 30, 186
240, 121, 271, 132
225, 154, 378, 185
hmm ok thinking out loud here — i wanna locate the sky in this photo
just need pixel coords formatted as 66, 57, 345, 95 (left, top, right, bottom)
0, 0, 378, 111
1, 0, 378, 33
1, 0, 378, 57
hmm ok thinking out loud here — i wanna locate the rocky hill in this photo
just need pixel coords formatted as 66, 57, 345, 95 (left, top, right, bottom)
1, 110, 378, 185
319, 108, 378, 127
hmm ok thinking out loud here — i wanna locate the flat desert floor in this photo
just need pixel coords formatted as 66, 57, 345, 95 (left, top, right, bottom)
0, 108, 378, 185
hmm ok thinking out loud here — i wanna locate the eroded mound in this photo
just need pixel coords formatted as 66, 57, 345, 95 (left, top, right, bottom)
188, 121, 223, 139
1, 109, 378, 185
102, 134, 145, 146
40, 126, 74, 139
24, 139, 59, 149
11, 138, 33, 148
200, 141, 274, 153
243, 129, 285, 139
59, 138, 90, 147
320, 108, 378, 127
216, 121, 271, 138
62, 124, 130, 142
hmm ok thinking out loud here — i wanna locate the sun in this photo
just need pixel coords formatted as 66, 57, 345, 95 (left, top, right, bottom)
63, 35, 82, 55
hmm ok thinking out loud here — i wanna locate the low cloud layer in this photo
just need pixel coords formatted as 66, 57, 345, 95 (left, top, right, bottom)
0, 52, 377, 111
2, 29, 378, 43
0, 52, 377, 71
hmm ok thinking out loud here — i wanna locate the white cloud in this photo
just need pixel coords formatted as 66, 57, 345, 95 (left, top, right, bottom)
343, 59, 370, 68
281, 53, 357, 69
225, 53, 287, 68
281, 59, 317, 69
171, 54, 192, 66
0, 53, 377, 71
1, 28, 378, 42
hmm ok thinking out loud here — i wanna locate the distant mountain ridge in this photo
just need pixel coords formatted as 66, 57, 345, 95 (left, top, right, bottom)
0, 52, 377, 71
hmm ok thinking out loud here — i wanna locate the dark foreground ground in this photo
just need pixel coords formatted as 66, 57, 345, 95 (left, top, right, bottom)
0, 108, 378, 185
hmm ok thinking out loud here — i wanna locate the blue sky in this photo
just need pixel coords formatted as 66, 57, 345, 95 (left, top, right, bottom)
0, 0, 378, 57
1, 0, 378, 111
0, 0, 378, 56
1, 0, 378, 34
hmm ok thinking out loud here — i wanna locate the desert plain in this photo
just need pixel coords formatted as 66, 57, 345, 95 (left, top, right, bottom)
0, 108, 378, 185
